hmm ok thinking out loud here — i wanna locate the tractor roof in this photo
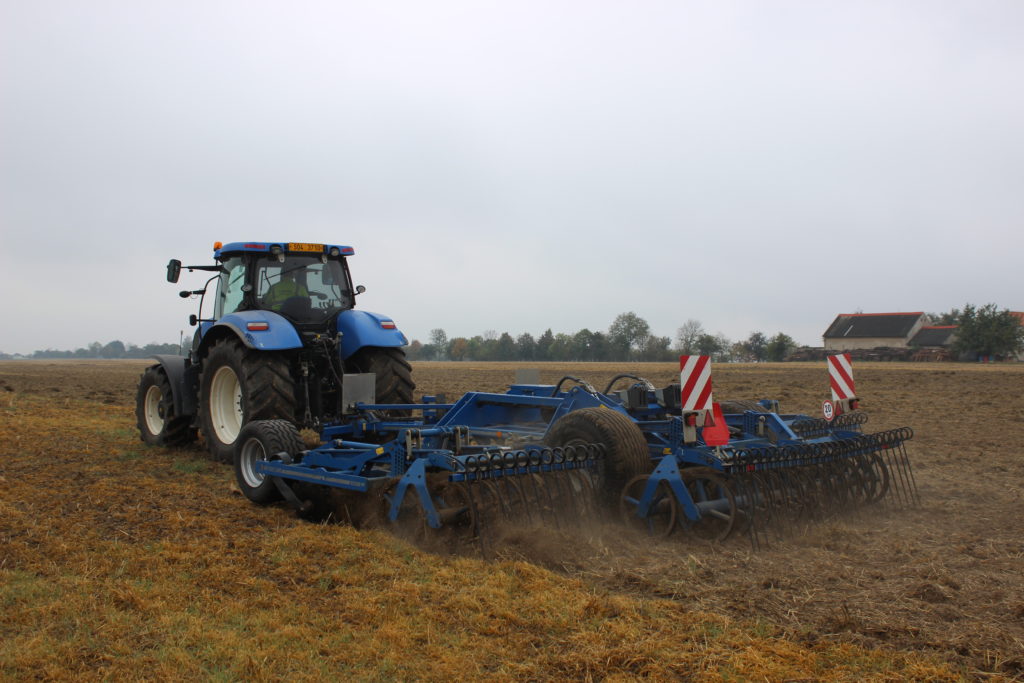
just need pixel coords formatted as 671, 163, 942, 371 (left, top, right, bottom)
214, 241, 355, 259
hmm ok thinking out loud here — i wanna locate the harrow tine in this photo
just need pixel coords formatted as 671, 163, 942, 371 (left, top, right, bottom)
886, 429, 919, 508
567, 469, 596, 519
765, 469, 792, 542
730, 467, 766, 550
881, 436, 911, 508
501, 475, 530, 523
461, 479, 490, 558
548, 449, 579, 522
897, 439, 920, 506
521, 472, 543, 524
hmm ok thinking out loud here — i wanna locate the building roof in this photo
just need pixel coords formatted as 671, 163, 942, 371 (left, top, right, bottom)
1010, 311, 1024, 325
909, 325, 956, 347
823, 312, 925, 339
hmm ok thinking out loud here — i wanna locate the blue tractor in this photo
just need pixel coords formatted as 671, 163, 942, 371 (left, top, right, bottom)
135, 241, 415, 462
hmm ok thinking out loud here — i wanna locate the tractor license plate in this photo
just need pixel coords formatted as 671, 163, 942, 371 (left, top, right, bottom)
288, 242, 323, 252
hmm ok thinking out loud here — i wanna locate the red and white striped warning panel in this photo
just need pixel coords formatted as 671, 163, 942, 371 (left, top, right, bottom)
679, 355, 713, 411
828, 353, 856, 401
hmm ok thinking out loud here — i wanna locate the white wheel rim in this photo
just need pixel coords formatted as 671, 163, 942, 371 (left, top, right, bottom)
239, 437, 267, 488
209, 366, 243, 444
144, 385, 165, 435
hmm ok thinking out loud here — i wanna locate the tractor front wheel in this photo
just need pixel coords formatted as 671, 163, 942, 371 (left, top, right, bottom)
135, 365, 196, 447
199, 339, 296, 463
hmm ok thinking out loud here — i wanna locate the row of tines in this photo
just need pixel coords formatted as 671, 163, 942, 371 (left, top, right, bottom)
459, 443, 606, 474
790, 410, 869, 437
725, 428, 913, 469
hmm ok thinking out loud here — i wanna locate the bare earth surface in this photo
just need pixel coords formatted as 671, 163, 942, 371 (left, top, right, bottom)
1, 359, 1022, 679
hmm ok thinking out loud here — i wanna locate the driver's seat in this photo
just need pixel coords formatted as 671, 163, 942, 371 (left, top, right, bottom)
279, 295, 312, 321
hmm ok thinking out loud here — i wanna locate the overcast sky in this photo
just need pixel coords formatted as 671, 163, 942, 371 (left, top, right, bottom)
1, 1, 1022, 355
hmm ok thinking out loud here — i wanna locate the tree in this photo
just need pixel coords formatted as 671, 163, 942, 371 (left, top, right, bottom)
405, 339, 424, 360
497, 332, 515, 360
675, 319, 704, 354
589, 331, 610, 361
548, 333, 574, 361
713, 333, 733, 362
428, 329, 448, 359
765, 333, 797, 361
448, 337, 469, 361
695, 333, 723, 357
951, 303, 1024, 359
466, 336, 484, 360
638, 335, 672, 361
516, 333, 536, 361
536, 329, 554, 361
608, 312, 651, 359
742, 332, 768, 362
928, 309, 961, 325
101, 340, 126, 359
572, 328, 597, 360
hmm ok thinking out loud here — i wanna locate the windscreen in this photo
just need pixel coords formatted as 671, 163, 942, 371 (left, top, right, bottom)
254, 254, 353, 323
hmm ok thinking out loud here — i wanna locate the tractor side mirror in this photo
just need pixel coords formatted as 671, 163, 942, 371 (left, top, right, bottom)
189, 314, 198, 326
355, 285, 366, 295
167, 259, 182, 283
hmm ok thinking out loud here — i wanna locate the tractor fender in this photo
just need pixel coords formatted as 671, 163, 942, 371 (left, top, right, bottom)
200, 311, 304, 353
337, 310, 408, 359
150, 354, 199, 418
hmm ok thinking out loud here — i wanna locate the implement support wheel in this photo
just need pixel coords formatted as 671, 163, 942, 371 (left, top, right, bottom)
619, 475, 677, 537
679, 468, 738, 542
234, 420, 304, 504
545, 407, 650, 499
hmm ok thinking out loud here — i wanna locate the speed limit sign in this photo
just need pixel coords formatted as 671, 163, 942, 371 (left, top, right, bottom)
822, 400, 835, 421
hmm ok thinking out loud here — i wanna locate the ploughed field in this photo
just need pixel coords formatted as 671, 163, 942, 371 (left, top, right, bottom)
1, 359, 1022, 680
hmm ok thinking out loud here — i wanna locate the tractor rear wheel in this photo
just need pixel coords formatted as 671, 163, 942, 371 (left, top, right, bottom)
235, 419, 304, 504
199, 338, 296, 463
545, 407, 650, 498
135, 365, 196, 447
344, 346, 415, 406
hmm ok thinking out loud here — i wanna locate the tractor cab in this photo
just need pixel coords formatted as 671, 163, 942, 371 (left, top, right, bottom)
213, 242, 359, 327
155, 240, 412, 462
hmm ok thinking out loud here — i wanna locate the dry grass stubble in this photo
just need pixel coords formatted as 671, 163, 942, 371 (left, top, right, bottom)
2, 359, 1016, 679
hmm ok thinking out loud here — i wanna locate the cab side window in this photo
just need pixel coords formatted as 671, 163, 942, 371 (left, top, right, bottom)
218, 259, 247, 315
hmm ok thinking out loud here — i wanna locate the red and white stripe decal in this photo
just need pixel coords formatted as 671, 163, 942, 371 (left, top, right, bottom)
679, 355, 713, 411
828, 353, 855, 401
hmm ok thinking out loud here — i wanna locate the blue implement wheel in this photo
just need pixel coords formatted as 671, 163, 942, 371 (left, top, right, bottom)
679, 467, 738, 542
234, 419, 303, 504
619, 475, 677, 537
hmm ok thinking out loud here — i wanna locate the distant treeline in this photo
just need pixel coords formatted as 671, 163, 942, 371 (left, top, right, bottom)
405, 312, 798, 363
1, 340, 184, 360
3, 311, 805, 363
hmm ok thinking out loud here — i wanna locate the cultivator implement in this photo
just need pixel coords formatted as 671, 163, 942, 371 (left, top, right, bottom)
234, 354, 918, 549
